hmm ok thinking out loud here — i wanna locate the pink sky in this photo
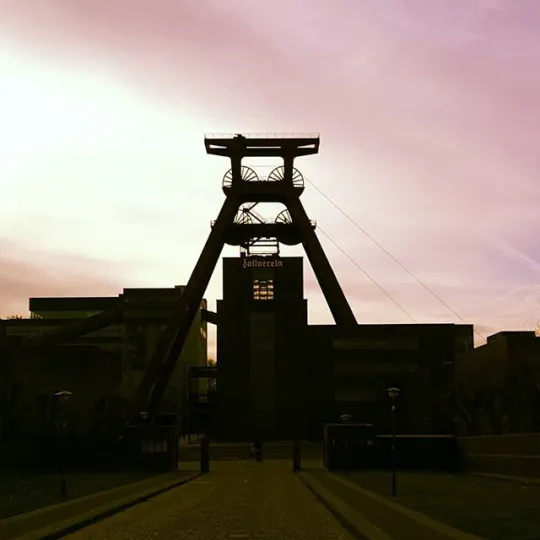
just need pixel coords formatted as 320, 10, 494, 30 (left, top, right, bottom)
1, 0, 539, 354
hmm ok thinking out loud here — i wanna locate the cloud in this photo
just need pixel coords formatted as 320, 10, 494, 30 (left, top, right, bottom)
0, 239, 124, 317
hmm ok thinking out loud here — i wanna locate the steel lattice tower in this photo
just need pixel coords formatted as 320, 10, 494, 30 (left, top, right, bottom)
134, 133, 357, 419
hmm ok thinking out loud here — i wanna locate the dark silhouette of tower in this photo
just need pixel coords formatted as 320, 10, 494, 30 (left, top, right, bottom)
133, 133, 357, 421
3, 132, 479, 456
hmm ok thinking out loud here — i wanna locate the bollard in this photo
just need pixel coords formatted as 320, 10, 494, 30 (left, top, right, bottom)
200, 435, 210, 474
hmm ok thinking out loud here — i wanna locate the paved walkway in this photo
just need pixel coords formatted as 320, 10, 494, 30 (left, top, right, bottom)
65, 461, 353, 539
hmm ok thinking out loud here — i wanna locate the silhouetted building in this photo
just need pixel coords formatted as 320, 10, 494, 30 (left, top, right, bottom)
215, 254, 474, 440
455, 330, 540, 435
216, 256, 307, 440
304, 323, 474, 439
0, 287, 207, 438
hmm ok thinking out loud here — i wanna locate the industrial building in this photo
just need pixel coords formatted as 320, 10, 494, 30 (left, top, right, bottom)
455, 330, 540, 436
216, 256, 307, 440
0, 287, 207, 437
304, 322, 473, 438
3, 133, 513, 449
215, 253, 474, 441
179, 133, 479, 443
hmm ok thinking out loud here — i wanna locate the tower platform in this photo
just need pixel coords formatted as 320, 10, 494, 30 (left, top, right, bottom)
212, 221, 316, 246
204, 133, 320, 157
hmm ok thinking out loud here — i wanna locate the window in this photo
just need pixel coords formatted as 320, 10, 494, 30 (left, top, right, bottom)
253, 279, 274, 301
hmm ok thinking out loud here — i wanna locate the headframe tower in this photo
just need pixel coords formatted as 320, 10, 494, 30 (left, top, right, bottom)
134, 133, 357, 420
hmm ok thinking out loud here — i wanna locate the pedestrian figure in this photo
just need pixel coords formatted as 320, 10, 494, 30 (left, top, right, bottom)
248, 442, 256, 459
253, 439, 262, 463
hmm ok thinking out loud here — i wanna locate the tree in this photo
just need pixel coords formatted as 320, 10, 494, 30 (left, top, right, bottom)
6, 314, 25, 320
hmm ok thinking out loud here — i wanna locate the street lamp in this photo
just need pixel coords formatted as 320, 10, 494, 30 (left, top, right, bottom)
340, 414, 352, 475
387, 387, 400, 496
53, 390, 74, 499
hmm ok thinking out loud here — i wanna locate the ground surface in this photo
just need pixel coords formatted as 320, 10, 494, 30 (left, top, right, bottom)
65, 460, 353, 540
323, 469, 540, 540
0, 470, 154, 518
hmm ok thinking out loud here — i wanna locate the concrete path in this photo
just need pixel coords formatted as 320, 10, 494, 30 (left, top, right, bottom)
65, 460, 354, 540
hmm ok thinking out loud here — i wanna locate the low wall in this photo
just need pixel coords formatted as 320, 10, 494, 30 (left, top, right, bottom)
458, 433, 540, 478
376, 435, 458, 471
325, 435, 458, 472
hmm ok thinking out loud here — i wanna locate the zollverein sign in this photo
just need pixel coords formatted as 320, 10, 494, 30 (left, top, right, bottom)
242, 258, 283, 269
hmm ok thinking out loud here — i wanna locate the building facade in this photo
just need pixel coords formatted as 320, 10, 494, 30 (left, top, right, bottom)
455, 330, 540, 435
303, 323, 474, 439
215, 254, 473, 441
0, 287, 207, 437
216, 256, 307, 440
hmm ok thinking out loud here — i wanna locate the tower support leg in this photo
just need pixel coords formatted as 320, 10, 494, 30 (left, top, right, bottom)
133, 196, 240, 420
285, 195, 357, 327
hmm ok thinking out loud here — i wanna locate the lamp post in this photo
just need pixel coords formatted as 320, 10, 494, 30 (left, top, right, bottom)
340, 414, 352, 475
53, 390, 74, 499
200, 434, 210, 473
138, 411, 151, 469
387, 387, 400, 497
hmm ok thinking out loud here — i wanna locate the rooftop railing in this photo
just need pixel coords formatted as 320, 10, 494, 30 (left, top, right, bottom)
204, 132, 320, 139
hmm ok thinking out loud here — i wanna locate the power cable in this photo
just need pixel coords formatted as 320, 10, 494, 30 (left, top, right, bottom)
317, 226, 417, 323
306, 177, 486, 343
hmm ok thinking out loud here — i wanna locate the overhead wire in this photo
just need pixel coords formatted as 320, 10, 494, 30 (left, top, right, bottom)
317, 226, 417, 323
306, 177, 487, 343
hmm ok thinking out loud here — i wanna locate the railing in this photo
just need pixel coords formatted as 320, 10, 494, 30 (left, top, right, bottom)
248, 176, 303, 183
204, 132, 320, 139
212, 219, 316, 227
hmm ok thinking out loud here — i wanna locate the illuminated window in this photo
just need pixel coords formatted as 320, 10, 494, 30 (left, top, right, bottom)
253, 279, 274, 300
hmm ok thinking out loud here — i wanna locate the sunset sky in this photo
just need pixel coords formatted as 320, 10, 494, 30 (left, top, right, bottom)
1, 0, 539, 354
